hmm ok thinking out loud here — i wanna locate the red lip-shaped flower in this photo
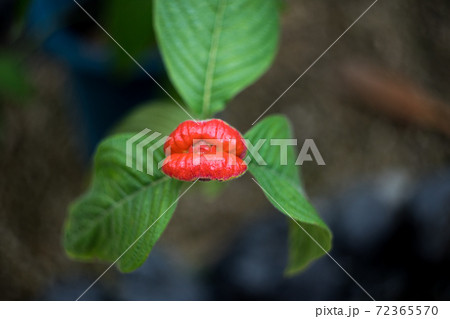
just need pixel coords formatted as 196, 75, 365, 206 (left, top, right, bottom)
162, 119, 247, 181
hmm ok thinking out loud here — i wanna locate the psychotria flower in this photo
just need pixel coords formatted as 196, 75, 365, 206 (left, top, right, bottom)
162, 119, 248, 181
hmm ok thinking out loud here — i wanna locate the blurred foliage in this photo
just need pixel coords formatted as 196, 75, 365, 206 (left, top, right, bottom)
11, 0, 31, 39
103, 0, 156, 74
113, 100, 189, 136
0, 53, 32, 102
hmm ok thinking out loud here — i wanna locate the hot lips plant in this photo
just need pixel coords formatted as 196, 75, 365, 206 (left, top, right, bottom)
64, 0, 332, 275
162, 119, 248, 181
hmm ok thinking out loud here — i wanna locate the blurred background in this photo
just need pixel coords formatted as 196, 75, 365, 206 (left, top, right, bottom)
0, 0, 449, 300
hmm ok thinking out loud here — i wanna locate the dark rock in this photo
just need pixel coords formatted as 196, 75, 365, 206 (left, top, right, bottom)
211, 217, 288, 300
117, 249, 209, 301
409, 169, 450, 262
42, 276, 110, 301
330, 171, 412, 258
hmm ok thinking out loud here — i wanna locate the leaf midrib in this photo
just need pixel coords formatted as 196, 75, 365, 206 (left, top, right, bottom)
201, 0, 227, 117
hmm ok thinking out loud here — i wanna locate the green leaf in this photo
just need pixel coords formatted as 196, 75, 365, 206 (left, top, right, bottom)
154, 0, 279, 118
245, 115, 332, 274
112, 100, 190, 136
64, 134, 182, 272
